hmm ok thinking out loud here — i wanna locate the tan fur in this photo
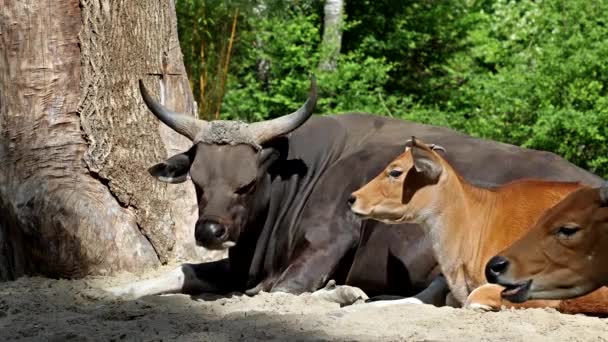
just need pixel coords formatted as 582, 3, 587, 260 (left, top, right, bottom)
495, 186, 608, 315
350, 138, 608, 314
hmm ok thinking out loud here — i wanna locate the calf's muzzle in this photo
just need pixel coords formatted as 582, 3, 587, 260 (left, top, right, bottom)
485, 255, 510, 283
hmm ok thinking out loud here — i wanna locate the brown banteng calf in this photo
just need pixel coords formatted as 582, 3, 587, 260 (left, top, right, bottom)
486, 184, 608, 313
348, 137, 608, 314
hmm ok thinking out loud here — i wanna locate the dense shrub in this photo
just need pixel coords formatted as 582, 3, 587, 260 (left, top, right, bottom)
442, 0, 608, 175
176, 0, 608, 177
221, 9, 401, 121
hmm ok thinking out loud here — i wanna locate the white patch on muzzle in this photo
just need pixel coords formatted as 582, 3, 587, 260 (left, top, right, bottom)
221, 241, 236, 248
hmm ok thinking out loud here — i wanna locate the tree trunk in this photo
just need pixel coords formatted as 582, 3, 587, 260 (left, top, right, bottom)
0, 0, 221, 280
318, 0, 344, 72
253, 2, 271, 88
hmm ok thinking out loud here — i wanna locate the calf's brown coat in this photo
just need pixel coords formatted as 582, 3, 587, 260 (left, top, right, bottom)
350, 137, 608, 314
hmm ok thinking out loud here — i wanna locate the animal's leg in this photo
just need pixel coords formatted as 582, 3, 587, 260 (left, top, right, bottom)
269, 235, 357, 294
244, 276, 279, 296
339, 296, 427, 313
445, 292, 461, 307
104, 259, 231, 299
357, 274, 450, 309
310, 280, 369, 306
464, 283, 562, 311
409, 274, 450, 306
464, 283, 504, 311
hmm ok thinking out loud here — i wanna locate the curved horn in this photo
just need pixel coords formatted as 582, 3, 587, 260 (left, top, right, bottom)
139, 80, 208, 141
249, 75, 318, 144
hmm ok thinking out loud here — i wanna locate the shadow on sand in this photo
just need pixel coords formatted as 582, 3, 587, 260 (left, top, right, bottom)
0, 277, 359, 342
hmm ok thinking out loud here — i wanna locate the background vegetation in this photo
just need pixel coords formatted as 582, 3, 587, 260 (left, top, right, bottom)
175, 0, 608, 177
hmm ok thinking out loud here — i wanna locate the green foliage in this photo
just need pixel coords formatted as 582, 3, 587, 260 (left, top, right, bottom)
441, 0, 608, 175
343, 0, 474, 104
220, 7, 401, 121
176, 0, 608, 177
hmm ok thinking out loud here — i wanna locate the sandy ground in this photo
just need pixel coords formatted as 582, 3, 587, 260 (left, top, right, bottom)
1, 264, 608, 342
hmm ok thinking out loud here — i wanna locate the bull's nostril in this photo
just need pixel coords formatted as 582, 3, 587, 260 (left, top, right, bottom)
347, 194, 357, 207
198, 220, 227, 241
212, 224, 226, 238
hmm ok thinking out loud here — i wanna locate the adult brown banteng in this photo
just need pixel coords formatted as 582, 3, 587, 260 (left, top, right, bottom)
107, 77, 602, 303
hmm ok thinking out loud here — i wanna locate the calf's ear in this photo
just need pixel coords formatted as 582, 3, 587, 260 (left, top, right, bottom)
148, 148, 195, 184
411, 144, 443, 182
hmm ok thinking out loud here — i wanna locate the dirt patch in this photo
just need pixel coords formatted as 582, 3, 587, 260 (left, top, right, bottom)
1, 265, 607, 341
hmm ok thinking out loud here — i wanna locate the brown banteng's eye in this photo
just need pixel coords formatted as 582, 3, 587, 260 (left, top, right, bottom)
388, 169, 403, 178
236, 180, 257, 195
555, 225, 581, 238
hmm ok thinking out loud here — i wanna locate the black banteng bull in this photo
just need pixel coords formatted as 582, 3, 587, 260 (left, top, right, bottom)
107, 77, 602, 306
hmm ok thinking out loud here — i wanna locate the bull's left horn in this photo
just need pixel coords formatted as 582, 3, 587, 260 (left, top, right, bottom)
249, 75, 318, 144
139, 80, 208, 141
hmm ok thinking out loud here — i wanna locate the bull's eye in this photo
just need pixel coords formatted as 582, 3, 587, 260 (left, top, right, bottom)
555, 225, 581, 238
236, 180, 256, 195
388, 169, 403, 178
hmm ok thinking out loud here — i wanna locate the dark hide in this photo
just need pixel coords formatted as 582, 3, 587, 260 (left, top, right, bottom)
178, 113, 602, 297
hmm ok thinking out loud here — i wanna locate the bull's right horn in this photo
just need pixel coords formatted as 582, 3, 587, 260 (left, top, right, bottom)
249, 75, 318, 144
139, 80, 208, 141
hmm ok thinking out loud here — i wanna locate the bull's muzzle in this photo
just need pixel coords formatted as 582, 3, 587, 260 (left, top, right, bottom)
195, 218, 230, 249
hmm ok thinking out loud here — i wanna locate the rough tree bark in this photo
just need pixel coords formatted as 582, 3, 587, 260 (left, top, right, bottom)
318, 0, 344, 72
0, 0, 221, 280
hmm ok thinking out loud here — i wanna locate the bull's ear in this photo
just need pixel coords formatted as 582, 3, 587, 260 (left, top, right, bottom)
258, 147, 280, 172
258, 136, 287, 172
411, 144, 442, 182
148, 150, 194, 184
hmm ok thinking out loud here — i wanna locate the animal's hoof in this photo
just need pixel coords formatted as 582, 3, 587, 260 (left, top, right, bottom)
102, 286, 137, 300
77, 282, 117, 301
323, 279, 337, 290
464, 302, 497, 311
464, 284, 504, 311
311, 283, 369, 307
245, 283, 265, 296
398, 297, 425, 305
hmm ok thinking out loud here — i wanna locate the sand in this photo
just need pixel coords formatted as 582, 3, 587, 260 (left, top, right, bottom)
1, 264, 607, 342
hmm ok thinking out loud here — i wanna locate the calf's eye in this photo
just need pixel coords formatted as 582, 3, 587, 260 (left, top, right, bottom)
555, 226, 580, 238
388, 169, 403, 178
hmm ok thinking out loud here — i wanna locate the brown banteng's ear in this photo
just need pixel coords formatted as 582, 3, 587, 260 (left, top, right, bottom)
404, 136, 419, 151
404, 137, 414, 151
427, 144, 447, 153
411, 140, 443, 182
600, 182, 608, 207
